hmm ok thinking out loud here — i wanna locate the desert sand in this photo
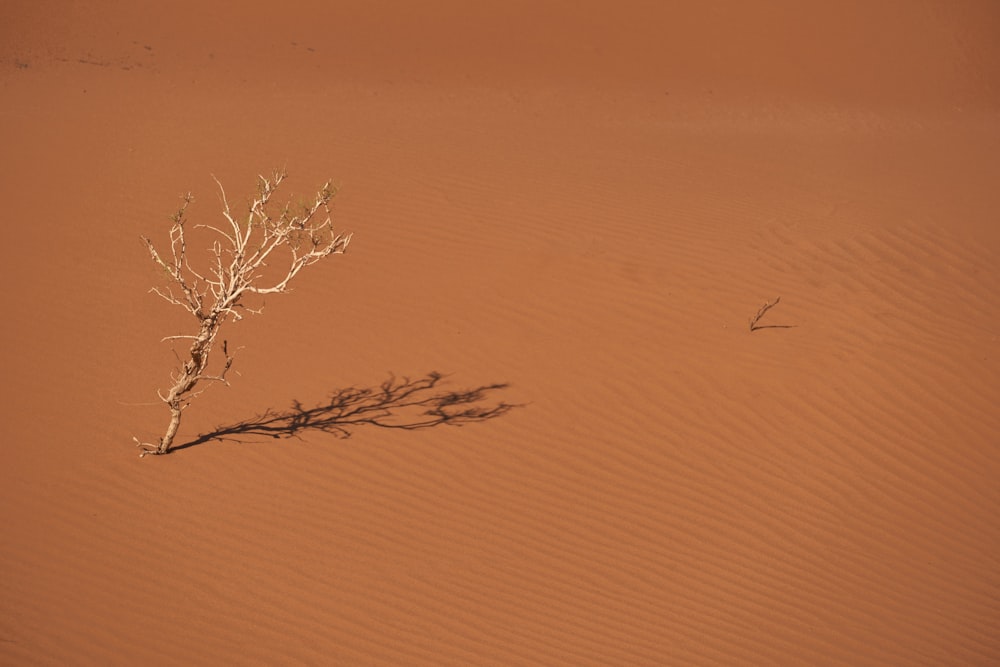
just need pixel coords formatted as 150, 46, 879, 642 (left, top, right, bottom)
2, 1, 999, 664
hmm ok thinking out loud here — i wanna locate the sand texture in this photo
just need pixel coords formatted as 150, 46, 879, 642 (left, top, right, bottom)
2, 1, 999, 664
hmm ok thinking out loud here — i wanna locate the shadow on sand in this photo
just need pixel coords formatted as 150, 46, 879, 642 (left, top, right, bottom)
173, 372, 519, 452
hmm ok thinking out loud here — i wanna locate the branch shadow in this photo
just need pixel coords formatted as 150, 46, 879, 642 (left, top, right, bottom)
173, 371, 520, 452
750, 324, 798, 331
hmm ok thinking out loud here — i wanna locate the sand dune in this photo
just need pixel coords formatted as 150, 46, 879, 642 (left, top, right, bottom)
2, 1, 999, 664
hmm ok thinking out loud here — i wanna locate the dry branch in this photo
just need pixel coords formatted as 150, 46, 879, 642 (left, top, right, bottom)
135, 170, 351, 456
749, 296, 781, 332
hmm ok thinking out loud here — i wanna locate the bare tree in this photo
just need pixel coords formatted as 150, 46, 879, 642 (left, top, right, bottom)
134, 170, 352, 457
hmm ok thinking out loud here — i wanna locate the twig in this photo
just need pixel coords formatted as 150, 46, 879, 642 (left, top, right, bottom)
749, 297, 781, 332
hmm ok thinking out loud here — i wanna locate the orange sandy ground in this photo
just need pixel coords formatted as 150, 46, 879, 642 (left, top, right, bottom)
2, 2, 999, 664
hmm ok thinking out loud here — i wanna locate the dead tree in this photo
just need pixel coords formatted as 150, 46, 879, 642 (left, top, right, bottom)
134, 170, 351, 457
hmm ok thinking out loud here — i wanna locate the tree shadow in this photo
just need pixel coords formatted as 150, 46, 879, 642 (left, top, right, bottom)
173, 371, 520, 452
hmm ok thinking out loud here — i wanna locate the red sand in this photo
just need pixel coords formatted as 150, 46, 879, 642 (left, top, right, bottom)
2, 1, 999, 664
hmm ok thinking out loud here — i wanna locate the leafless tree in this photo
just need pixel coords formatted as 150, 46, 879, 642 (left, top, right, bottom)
134, 170, 351, 457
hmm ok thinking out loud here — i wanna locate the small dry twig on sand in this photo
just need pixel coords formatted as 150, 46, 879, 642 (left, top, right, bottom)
134, 170, 352, 457
749, 296, 781, 332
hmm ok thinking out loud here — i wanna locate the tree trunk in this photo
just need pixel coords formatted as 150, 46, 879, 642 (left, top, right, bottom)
148, 331, 219, 455
158, 403, 183, 454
